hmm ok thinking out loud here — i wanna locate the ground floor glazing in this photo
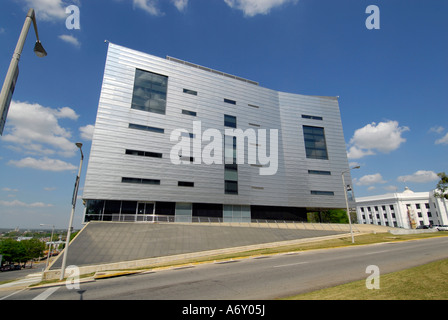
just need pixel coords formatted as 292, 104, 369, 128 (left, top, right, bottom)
83, 200, 308, 223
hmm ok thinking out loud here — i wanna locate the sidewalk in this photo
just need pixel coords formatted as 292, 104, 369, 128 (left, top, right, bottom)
0, 272, 43, 290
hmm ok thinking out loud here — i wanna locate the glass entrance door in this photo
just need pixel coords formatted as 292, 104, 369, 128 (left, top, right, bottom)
137, 202, 155, 221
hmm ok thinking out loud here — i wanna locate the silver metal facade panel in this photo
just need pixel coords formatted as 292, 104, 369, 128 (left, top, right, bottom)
82, 43, 352, 208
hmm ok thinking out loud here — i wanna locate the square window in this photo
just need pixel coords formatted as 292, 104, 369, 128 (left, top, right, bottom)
131, 69, 167, 115
225, 180, 238, 195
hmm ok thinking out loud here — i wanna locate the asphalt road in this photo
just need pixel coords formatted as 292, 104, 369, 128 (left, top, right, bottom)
2, 236, 448, 301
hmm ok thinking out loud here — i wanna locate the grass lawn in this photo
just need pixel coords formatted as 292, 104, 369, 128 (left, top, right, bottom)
284, 258, 448, 300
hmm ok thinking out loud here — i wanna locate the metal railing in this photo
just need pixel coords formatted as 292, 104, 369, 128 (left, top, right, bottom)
84, 213, 361, 233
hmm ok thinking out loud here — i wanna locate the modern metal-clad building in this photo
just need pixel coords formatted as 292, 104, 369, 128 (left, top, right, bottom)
82, 42, 353, 223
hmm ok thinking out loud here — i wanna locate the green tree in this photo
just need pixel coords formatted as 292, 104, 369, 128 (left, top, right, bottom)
0, 238, 21, 265
308, 209, 350, 223
434, 172, 448, 200
20, 239, 45, 267
0, 238, 45, 266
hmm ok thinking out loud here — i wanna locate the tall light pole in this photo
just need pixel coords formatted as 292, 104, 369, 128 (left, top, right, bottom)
40, 224, 55, 272
0, 8, 47, 135
60, 143, 84, 280
342, 165, 360, 244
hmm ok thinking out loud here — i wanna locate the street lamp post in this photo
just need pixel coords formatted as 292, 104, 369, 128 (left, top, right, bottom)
60, 143, 84, 280
0, 8, 47, 135
342, 166, 360, 244
40, 223, 55, 271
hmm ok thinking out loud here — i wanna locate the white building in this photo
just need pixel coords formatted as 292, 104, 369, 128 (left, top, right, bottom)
82, 42, 353, 223
356, 187, 448, 229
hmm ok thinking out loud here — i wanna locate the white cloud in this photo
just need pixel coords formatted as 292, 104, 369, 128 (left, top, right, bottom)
347, 121, 410, 159
354, 173, 387, 186
21, 0, 68, 21
8, 157, 77, 171
79, 124, 94, 141
0, 199, 53, 207
397, 170, 439, 184
2, 188, 19, 192
59, 34, 81, 48
171, 0, 188, 11
429, 126, 444, 134
131, 0, 297, 16
347, 146, 375, 159
1, 101, 79, 157
133, 0, 163, 16
435, 133, 448, 145
224, 0, 299, 17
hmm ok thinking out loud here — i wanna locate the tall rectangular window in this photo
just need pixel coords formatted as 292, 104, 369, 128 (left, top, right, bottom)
224, 114, 237, 128
224, 135, 238, 195
131, 69, 168, 115
303, 125, 328, 160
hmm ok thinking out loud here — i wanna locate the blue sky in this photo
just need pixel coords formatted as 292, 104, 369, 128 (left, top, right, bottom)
0, 0, 447, 229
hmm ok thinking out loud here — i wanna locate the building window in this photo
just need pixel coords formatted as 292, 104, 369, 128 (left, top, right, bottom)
122, 177, 160, 185
248, 104, 259, 109
303, 125, 328, 160
125, 149, 162, 158
178, 181, 194, 187
182, 109, 197, 116
129, 123, 164, 134
308, 170, 331, 175
224, 114, 237, 128
183, 88, 197, 96
223, 205, 251, 222
225, 181, 238, 195
224, 98, 236, 105
131, 69, 167, 114
311, 190, 334, 196
224, 135, 238, 195
302, 114, 323, 121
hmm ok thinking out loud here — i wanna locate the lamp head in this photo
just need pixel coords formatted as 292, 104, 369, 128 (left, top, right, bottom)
34, 41, 47, 58
75, 142, 83, 149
